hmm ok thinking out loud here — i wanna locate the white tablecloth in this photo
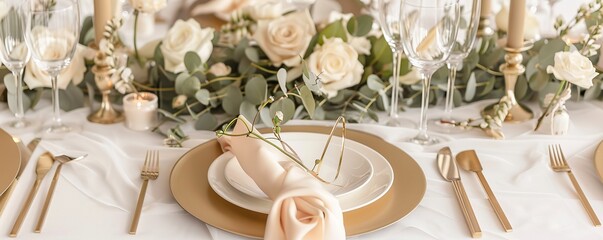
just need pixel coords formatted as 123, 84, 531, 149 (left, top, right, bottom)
0, 98, 603, 240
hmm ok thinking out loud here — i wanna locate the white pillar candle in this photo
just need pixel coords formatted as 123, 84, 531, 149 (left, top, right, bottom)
123, 92, 158, 131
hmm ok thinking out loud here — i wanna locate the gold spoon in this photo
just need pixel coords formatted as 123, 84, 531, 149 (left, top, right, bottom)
35, 154, 87, 233
9, 152, 54, 237
456, 150, 513, 232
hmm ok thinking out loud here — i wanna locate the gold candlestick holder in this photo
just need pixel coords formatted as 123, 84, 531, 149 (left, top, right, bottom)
87, 52, 124, 124
477, 16, 494, 37
481, 42, 534, 122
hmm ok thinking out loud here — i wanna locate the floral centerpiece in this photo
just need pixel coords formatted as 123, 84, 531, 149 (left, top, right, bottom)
2, 0, 603, 143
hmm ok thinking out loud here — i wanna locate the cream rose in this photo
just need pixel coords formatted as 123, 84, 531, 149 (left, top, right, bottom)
129, 0, 166, 13
160, 19, 214, 73
191, 0, 250, 21
24, 44, 94, 89
253, 10, 316, 67
245, 1, 283, 20
208, 62, 232, 76
307, 38, 364, 98
546, 51, 597, 89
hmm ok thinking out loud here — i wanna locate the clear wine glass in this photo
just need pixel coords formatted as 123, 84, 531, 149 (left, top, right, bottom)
429, 0, 480, 134
378, 0, 416, 128
0, 2, 31, 130
399, 0, 460, 145
25, 0, 80, 136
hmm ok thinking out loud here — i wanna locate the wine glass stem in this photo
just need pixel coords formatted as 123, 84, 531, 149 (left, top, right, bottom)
50, 74, 62, 128
418, 69, 435, 140
389, 49, 403, 119
12, 68, 25, 123
444, 62, 458, 121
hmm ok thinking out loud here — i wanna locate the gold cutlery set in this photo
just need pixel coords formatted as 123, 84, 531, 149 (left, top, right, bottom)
439, 144, 601, 238
438, 147, 513, 237
1, 137, 160, 236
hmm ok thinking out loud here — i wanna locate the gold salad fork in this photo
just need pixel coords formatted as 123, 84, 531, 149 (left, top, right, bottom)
129, 150, 159, 234
548, 144, 601, 226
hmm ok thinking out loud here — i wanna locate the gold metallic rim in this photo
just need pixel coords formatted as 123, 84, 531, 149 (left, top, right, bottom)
0, 129, 22, 196
170, 126, 426, 238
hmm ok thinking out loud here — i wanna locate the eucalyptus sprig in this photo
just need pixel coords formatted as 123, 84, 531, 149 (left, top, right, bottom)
216, 97, 347, 185
444, 97, 512, 139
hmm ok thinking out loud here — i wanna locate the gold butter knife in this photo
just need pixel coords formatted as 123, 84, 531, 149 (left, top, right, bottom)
437, 147, 482, 238
9, 151, 53, 238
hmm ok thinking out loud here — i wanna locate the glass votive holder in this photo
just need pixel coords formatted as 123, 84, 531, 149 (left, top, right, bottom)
123, 92, 158, 131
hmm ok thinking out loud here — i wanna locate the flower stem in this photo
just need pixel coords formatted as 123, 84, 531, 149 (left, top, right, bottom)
133, 10, 143, 65
534, 80, 568, 131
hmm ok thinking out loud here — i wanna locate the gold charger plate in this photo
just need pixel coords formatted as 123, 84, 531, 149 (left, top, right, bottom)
594, 140, 603, 182
0, 129, 21, 196
170, 126, 426, 238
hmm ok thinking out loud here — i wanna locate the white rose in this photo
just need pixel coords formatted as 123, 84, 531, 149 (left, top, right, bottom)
307, 38, 364, 98
245, 1, 283, 20
24, 44, 94, 89
191, 0, 251, 21
161, 19, 214, 73
546, 51, 597, 89
129, 0, 166, 13
208, 62, 231, 76
253, 10, 316, 67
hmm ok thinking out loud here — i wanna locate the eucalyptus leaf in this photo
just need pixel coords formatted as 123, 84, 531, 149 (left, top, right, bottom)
529, 68, 550, 91
317, 20, 347, 45
7, 92, 31, 115
464, 73, 476, 101
526, 55, 539, 80
59, 83, 84, 111
269, 97, 295, 122
347, 15, 373, 37
175, 75, 200, 96
239, 101, 258, 121
260, 107, 274, 127
538, 39, 567, 68
194, 113, 218, 130
184, 51, 202, 73
515, 75, 528, 100
299, 85, 315, 119
453, 88, 462, 107
222, 86, 243, 115
233, 38, 249, 60
244, 47, 260, 63
195, 89, 210, 105
478, 76, 496, 97
3, 74, 16, 93
584, 81, 601, 100
277, 68, 288, 94
367, 74, 385, 91
244, 76, 267, 105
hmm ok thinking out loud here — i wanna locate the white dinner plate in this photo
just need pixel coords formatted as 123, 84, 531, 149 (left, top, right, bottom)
208, 132, 394, 213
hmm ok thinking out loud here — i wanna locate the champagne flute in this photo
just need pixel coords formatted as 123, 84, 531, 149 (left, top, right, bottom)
399, 0, 460, 145
0, 2, 31, 130
25, 0, 80, 135
378, 0, 416, 128
430, 0, 480, 133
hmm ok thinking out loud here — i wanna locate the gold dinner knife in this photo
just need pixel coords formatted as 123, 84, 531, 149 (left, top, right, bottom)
437, 147, 482, 238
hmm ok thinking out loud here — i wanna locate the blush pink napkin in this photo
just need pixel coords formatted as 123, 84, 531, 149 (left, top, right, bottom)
217, 116, 345, 240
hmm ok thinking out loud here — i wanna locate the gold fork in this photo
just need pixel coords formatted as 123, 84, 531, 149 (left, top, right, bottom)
548, 144, 601, 226
129, 150, 159, 234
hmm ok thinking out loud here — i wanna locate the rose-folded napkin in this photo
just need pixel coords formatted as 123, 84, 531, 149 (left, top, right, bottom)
218, 116, 345, 240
